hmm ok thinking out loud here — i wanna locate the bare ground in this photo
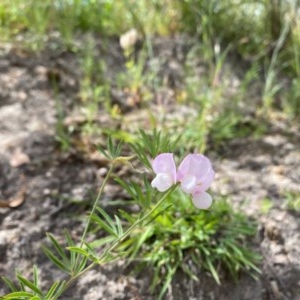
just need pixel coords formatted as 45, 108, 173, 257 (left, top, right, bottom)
0, 34, 300, 300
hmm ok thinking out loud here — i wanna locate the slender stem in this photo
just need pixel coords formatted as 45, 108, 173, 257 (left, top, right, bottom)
61, 262, 96, 293
79, 163, 115, 247
98, 183, 178, 263
58, 163, 115, 297
61, 173, 178, 298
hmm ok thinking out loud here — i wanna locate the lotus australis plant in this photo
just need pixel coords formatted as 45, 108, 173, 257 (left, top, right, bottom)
151, 153, 215, 209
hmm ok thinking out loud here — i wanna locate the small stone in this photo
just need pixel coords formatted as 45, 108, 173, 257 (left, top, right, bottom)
43, 188, 51, 195
9, 147, 30, 167
120, 29, 140, 50
273, 254, 288, 265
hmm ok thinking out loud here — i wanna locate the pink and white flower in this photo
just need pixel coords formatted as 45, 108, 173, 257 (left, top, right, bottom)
151, 153, 177, 192
177, 154, 215, 209
151, 153, 215, 209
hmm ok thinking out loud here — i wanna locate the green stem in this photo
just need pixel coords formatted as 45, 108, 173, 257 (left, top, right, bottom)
64, 162, 115, 293
60, 173, 178, 298
61, 262, 96, 295
98, 183, 178, 263
79, 163, 115, 247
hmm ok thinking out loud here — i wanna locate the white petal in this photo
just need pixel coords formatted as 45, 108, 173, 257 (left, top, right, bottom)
152, 153, 177, 182
180, 175, 197, 193
192, 192, 213, 209
151, 173, 173, 192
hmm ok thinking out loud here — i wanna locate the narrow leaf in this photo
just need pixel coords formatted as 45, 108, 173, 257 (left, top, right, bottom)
114, 215, 123, 237
96, 207, 117, 229
52, 280, 66, 299
118, 209, 135, 224
16, 275, 43, 297
42, 246, 68, 272
94, 207, 117, 237
89, 235, 116, 248
205, 258, 221, 285
91, 213, 117, 237
96, 144, 110, 160
67, 246, 90, 258
16, 271, 25, 291
46, 233, 68, 263
45, 281, 60, 298
108, 136, 114, 157
144, 204, 173, 226
76, 256, 89, 272
2, 276, 17, 292
32, 265, 38, 287
4, 291, 35, 299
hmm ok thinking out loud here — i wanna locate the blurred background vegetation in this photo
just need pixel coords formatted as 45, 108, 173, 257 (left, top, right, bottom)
1, 0, 299, 151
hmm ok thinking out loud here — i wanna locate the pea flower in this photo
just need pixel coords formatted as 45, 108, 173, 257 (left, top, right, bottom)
177, 154, 215, 209
151, 153, 215, 209
151, 153, 177, 192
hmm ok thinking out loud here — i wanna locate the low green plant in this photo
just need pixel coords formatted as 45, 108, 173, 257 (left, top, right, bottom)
262, 21, 290, 113
78, 38, 110, 133
284, 16, 300, 120
115, 46, 156, 112
2, 131, 260, 299
119, 191, 260, 299
0, 0, 50, 50
178, 0, 269, 58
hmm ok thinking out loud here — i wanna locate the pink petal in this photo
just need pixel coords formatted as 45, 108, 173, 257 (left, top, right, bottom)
194, 168, 215, 194
192, 192, 213, 209
151, 173, 173, 192
177, 154, 212, 181
152, 153, 176, 183
201, 168, 215, 190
